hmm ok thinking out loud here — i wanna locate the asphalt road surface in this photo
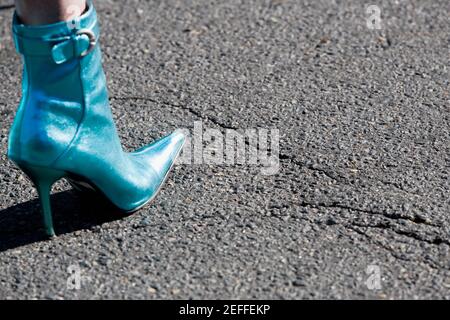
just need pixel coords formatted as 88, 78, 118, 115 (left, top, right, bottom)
0, 0, 449, 299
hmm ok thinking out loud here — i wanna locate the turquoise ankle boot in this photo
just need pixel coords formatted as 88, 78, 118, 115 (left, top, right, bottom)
8, 3, 185, 237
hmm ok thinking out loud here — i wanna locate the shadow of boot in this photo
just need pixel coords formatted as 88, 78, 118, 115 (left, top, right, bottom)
0, 189, 124, 252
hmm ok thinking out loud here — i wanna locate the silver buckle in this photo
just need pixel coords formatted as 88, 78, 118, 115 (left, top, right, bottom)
76, 29, 96, 57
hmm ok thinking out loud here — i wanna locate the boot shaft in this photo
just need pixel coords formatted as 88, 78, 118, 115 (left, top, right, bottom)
8, 2, 110, 167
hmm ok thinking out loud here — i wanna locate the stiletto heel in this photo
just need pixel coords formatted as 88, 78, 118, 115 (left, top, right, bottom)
18, 165, 66, 237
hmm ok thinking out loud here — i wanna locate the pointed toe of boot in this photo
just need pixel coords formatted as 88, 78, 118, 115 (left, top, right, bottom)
133, 130, 186, 175
121, 130, 185, 212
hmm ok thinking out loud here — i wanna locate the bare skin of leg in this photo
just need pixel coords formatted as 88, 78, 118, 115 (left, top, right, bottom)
15, 0, 87, 25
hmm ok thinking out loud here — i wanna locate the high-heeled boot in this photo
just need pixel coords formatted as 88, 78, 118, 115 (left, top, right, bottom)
8, 2, 185, 237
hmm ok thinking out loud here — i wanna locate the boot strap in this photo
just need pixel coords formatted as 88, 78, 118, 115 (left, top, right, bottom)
13, 24, 99, 65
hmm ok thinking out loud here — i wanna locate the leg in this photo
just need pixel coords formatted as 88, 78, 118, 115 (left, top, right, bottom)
15, 0, 86, 25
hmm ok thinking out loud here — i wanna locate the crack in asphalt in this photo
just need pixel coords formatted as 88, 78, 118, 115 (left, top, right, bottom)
272, 202, 447, 270
280, 153, 425, 198
111, 96, 238, 130
344, 224, 447, 271
0, 4, 14, 11
279, 153, 343, 182
296, 200, 439, 228
348, 222, 449, 246
290, 200, 449, 269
